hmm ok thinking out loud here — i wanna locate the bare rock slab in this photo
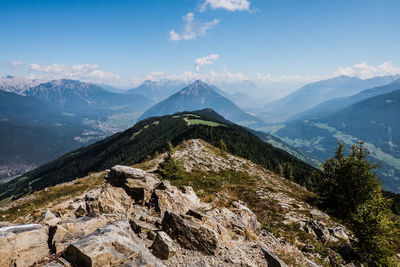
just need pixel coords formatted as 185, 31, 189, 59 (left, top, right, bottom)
0, 224, 49, 267
261, 247, 286, 267
64, 220, 163, 267
161, 211, 218, 255
150, 231, 177, 260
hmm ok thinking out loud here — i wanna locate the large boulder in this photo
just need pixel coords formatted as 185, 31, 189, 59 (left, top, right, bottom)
97, 186, 134, 215
301, 220, 332, 242
310, 209, 329, 220
0, 224, 49, 266
150, 231, 177, 260
129, 218, 159, 237
36, 209, 61, 226
261, 247, 286, 267
49, 217, 108, 254
64, 220, 164, 267
329, 226, 349, 241
301, 219, 349, 243
150, 185, 200, 216
161, 211, 219, 255
106, 165, 147, 187
207, 201, 260, 236
106, 166, 159, 203
124, 175, 159, 203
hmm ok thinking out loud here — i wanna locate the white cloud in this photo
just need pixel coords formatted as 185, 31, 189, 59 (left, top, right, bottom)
254, 73, 318, 83
30, 63, 42, 71
169, 30, 181, 41
333, 61, 400, 79
169, 12, 219, 41
194, 54, 219, 71
130, 65, 248, 86
199, 0, 251, 12
29, 63, 120, 84
9, 61, 25, 69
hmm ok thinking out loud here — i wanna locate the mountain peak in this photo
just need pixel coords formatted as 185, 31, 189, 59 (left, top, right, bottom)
193, 79, 207, 86
179, 80, 216, 96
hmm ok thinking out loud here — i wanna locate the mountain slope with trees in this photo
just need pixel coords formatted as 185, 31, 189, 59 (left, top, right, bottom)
0, 109, 316, 201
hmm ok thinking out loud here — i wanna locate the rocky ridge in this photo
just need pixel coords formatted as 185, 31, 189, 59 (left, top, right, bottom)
0, 139, 353, 266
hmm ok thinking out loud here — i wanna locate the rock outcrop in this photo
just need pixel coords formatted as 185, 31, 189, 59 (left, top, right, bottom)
150, 231, 177, 260
161, 211, 219, 255
0, 224, 49, 266
64, 220, 164, 267
0, 142, 356, 266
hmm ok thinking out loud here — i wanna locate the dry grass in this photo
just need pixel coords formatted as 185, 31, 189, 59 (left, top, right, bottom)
0, 172, 105, 223
244, 227, 257, 241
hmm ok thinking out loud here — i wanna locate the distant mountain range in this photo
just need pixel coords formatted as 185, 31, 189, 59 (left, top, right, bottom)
127, 80, 187, 102
275, 88, 400, 192
27, 79, 153, 115
0, 75, 41, 95
290, 78, 400, 120
259, 75, 400, 122
138, 80, 267, 128
0, 78, 154, 182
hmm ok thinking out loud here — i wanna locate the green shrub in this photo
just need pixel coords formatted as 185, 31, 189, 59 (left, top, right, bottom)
159, 153, 184, 180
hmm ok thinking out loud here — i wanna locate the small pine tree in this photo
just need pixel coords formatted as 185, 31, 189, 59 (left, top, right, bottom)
276, 164, 284, 177
352, 189, 396, 265
219, 139, 227, 155
317, 141, 381, 217
159, 142, 184, 180
167, 141, 174, 153
283, 162, 294, 181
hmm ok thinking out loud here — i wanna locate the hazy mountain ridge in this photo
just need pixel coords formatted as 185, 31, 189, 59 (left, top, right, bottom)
127, 80, 188, 102
291, 77, 400, 120
259, 75, 400, 122
27, 79, 153, 115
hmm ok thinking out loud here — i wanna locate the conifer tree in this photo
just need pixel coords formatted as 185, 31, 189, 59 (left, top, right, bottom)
318, 141, 380, 217
318, 141, 396, 265
283, 162, 294, 181
159, 142, 184, 180
219, 139, 227, 155
352, 189, 396, 266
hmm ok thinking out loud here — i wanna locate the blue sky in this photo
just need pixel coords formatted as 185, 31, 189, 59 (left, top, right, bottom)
1, 0, 400, 88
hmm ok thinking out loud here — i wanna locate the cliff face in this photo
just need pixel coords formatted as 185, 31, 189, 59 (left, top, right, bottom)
0, 139, 352, 266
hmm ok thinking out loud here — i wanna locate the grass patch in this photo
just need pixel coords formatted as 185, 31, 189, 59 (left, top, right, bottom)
184, 118, 223, 127
0, 172, 105, 223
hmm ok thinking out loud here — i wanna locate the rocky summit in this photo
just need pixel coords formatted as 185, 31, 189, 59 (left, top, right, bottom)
0, 139, 353, 266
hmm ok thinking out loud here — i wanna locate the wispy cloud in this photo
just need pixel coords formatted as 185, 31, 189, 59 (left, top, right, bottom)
169, 12, 219, 41
9, 61, 25, 69
29, 63, 120, 84
333, 61, 400, 79
199, 0, 251, 12
194, 54, 219, 71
